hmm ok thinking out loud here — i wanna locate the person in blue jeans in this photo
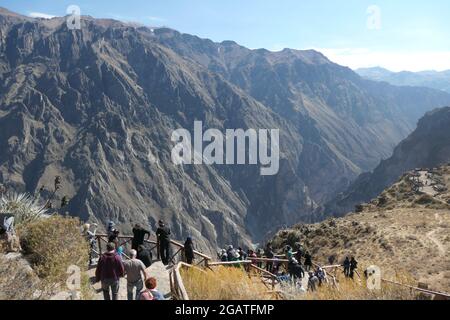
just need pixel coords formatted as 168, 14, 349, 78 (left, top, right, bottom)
95, 242, 125, 300
123, 249, 147, 300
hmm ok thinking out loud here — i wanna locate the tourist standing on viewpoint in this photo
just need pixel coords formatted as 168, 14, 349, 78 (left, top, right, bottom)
156, 220, 171, 265
123, 249, 147, 300
132, 223, 151, 250
95, 242, 125, 300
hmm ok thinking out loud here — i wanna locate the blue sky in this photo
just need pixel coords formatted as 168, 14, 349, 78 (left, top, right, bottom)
1, 0, 449, 71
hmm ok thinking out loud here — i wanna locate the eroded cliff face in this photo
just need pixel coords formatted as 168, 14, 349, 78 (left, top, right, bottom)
1, 9, 450, 251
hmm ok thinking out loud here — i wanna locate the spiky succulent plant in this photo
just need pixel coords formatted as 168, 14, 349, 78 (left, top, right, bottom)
0, 192, 48, 225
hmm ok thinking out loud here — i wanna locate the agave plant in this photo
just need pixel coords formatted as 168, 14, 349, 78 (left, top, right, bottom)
0, 192, 49, 225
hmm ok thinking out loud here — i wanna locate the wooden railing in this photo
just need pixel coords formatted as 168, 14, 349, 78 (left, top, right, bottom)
94, 234, 211, 267
169, 262, 193, 300
381, 278, 450, 299
316, 263, 450, 299
92, 235, 449, 301
170, 260, 283, 300
203, 258, 450, 300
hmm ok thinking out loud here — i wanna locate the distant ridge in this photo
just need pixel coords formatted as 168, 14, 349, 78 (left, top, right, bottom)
357, 67, 450, 93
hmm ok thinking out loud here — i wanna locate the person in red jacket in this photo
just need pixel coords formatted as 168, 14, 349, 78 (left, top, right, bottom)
95, 242, 125, 300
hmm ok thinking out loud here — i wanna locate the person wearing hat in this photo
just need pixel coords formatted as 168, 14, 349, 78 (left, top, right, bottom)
107, 221, 119, 248
156, 220, 171, 265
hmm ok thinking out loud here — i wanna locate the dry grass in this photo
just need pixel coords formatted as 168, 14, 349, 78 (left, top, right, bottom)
180, 265, 420, 300
181, 266, 275, 300
16, 215, 91, 298
301, 272, 416, 300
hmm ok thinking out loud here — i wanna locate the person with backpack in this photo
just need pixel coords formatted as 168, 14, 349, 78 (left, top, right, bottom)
137, 244, 153, 268
95, 242, 125, 300
132, 223, 151, 250
123, 249, 147, 300
140, 277, 165, 300
156, 220, 171, 265
183, 237, 195, 265
107, 221, 119, 248
288, 257, 305, 280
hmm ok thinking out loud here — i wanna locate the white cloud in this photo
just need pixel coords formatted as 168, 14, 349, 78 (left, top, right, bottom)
28, 12, 55, 19
314, 48, 450, 72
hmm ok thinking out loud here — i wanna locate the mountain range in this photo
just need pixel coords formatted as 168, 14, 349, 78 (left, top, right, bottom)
357, 67, 450, 94
1, 7, 450, 251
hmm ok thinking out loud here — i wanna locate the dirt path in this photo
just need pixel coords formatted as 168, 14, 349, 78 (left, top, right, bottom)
426, 213, 446, 257
88, 260, 171, 300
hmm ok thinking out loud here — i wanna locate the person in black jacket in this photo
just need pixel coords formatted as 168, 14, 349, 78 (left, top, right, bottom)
137, 244, 153, 268
343, 257, 351, 277
304, 251, 313, 271
156, 220, 171, 265
349, 257, 358, 279
184, 237, 195, 264
264, 244, 274, 273
132, 223, 151, 250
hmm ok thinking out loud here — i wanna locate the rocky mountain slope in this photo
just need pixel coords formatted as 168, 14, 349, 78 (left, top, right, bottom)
154, 29, 450, 204
357, 67, 450, 94
1, 8, 450, 250
323, 107, 450, 217
272, 164, 450, 292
